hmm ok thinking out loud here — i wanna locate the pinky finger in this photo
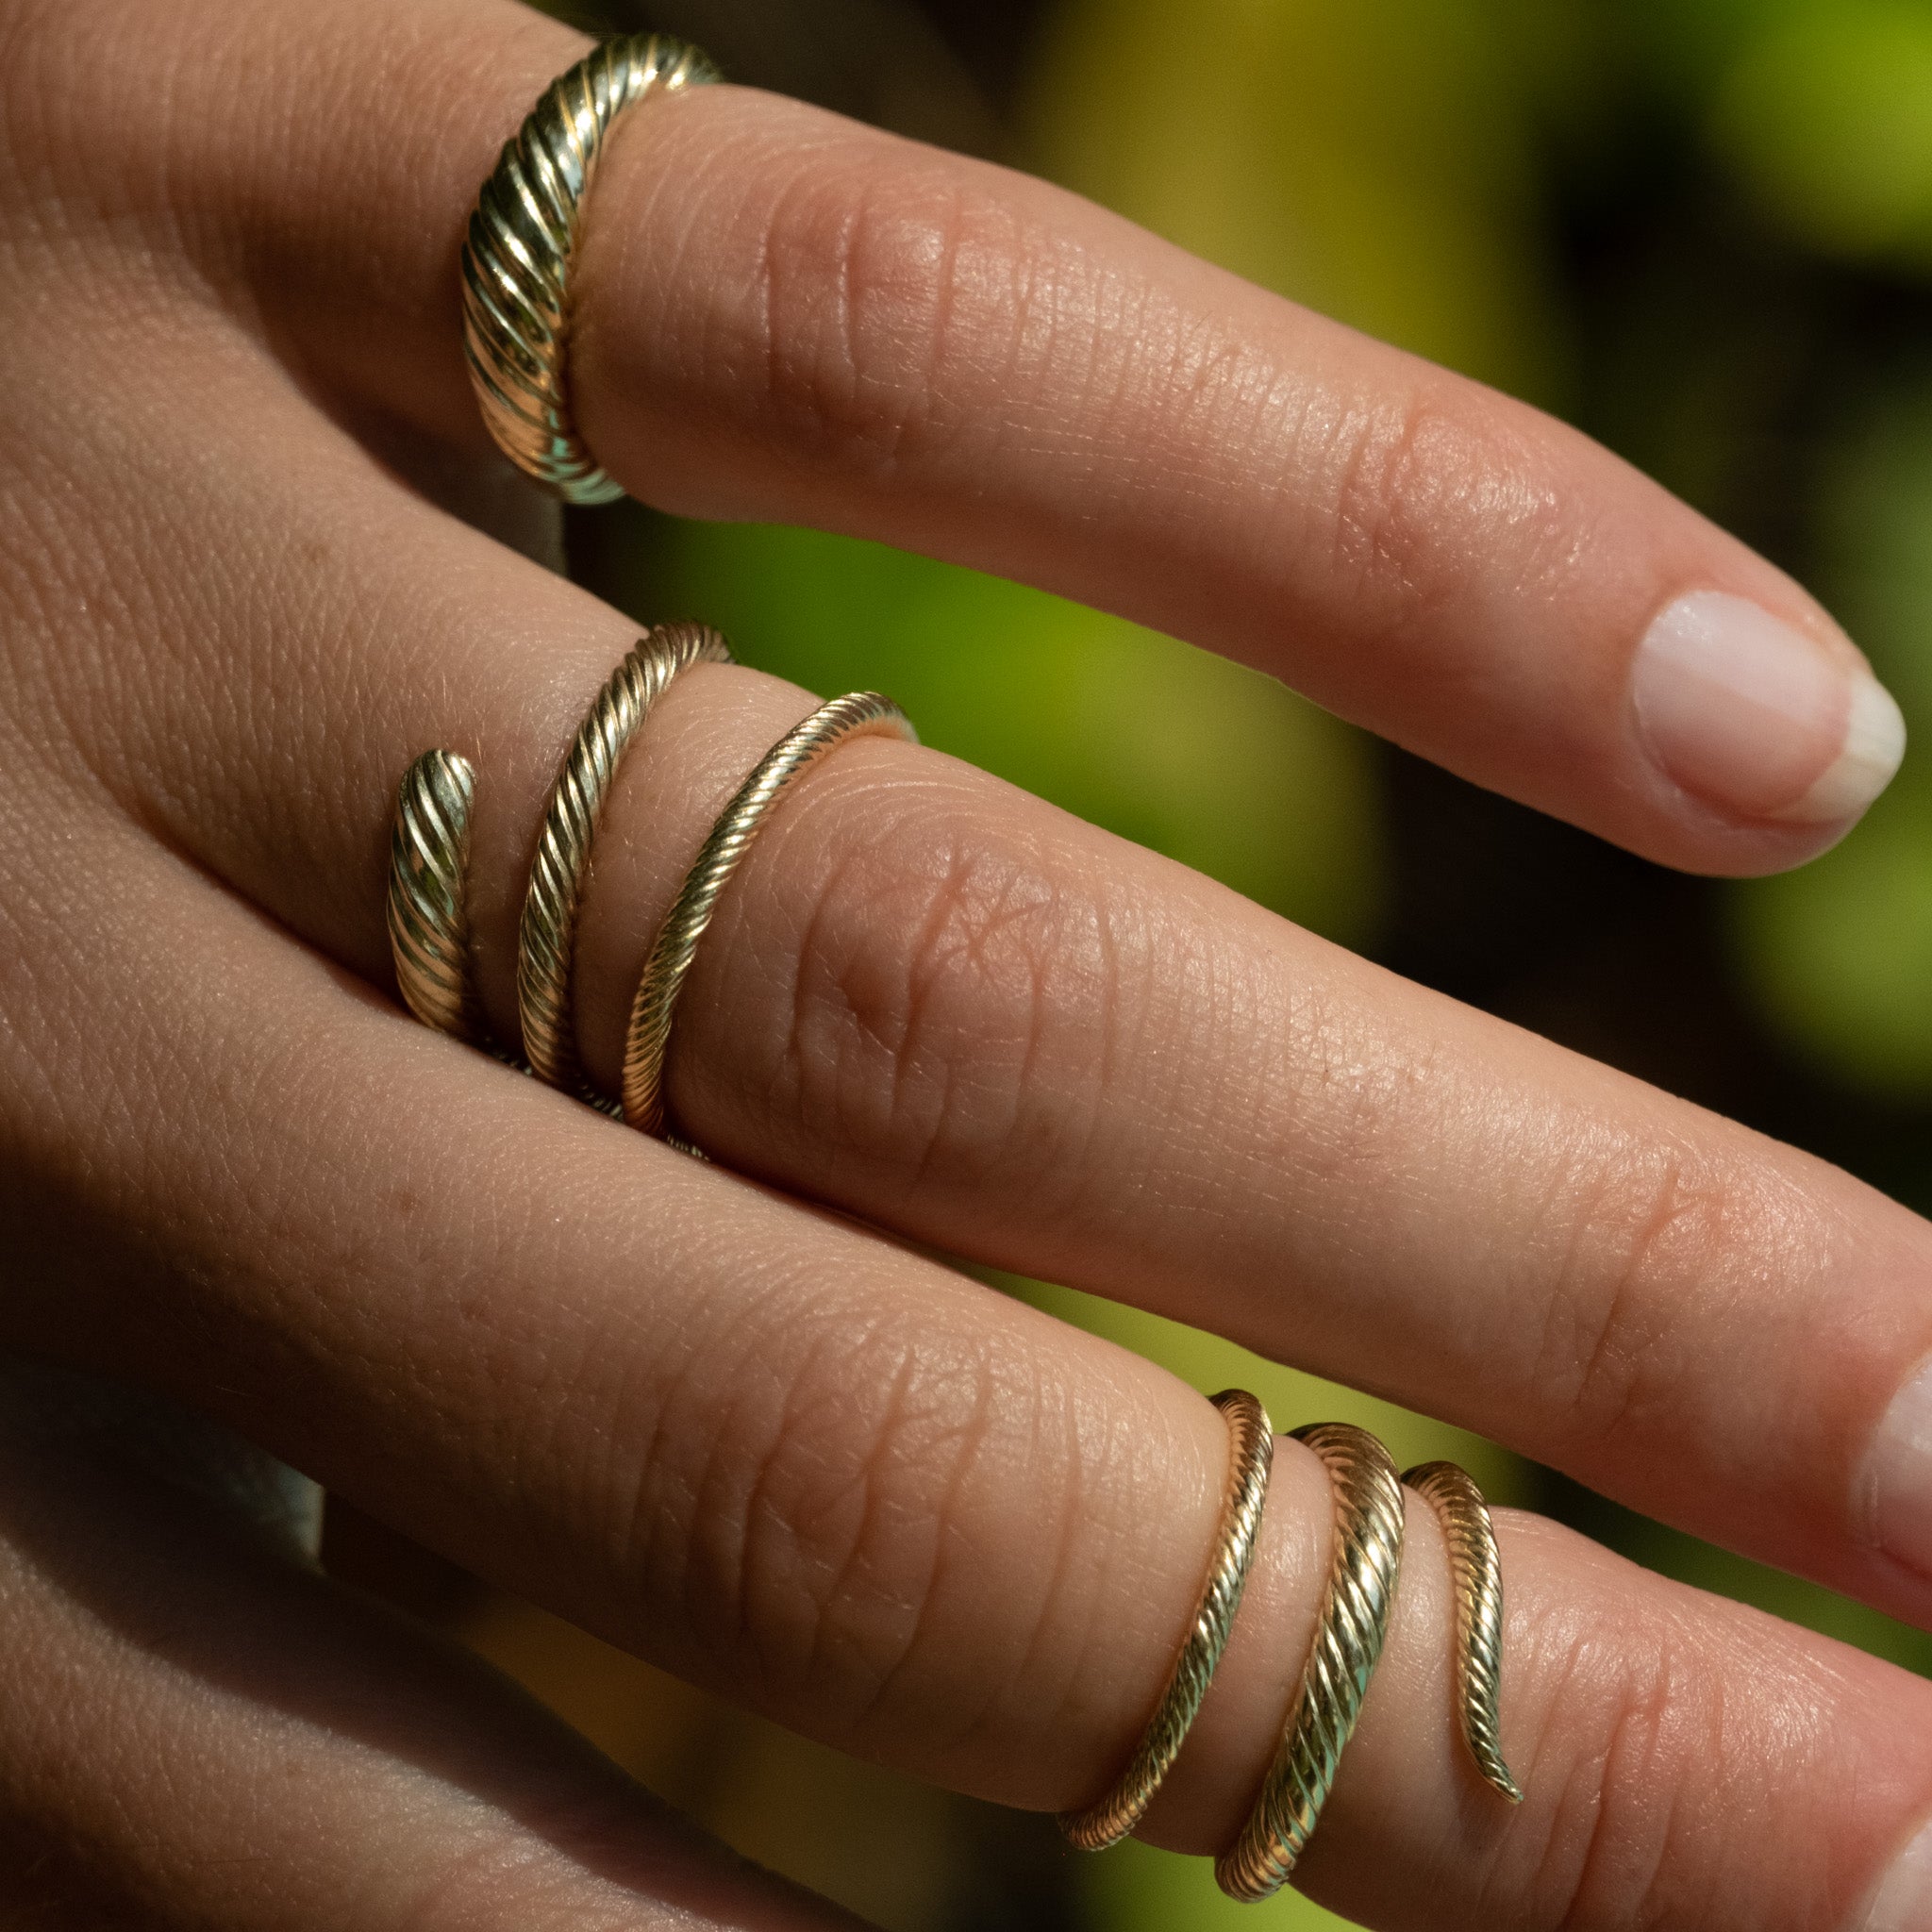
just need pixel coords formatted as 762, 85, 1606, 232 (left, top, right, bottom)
0, 1356, 863, 1932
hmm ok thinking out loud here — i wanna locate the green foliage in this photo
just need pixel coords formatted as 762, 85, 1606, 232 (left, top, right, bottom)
1021, 0, 1568, 406
1739, 782, 1932, 1092
1083, 1836, 1356, 1931
1736, 362, 1932, 1090
1711, 2, 1932, 266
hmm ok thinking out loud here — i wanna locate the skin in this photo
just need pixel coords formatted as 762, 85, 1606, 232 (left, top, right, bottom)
1, 0, 1930, 1924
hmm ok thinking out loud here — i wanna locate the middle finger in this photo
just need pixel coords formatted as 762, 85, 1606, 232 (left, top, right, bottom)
58, 322, 1932, 1639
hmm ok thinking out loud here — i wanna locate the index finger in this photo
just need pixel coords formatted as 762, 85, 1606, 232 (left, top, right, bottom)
130, 0, 1906, 875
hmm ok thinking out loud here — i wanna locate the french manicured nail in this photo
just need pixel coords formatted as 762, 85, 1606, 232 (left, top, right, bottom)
1871, 1357, 1932, 1582
1861, 1817, 1932, 1930
1632, 590, 1906, 824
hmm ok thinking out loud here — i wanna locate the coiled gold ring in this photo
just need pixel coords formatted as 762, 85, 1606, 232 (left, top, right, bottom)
388, 634, 911, 1167
621, 691, 917, 1137
1216, 1421, 1407, 1902
387, 623, 729, 1076
1059, 1390, 1275, 1851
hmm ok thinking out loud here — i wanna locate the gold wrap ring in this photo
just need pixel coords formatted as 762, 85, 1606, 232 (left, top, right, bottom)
388, 623, 729, 1073
1212, 1427, 1523, 1901
1059, 1390, 1275, 1851
462, 34, 718, 502
1216, 1422, 1408, 1902
388, 631, 911, 1164
1405, 1459, 1524, 1805
621, 691, 917, 1137
1047, 1403, 1519, 1898
518, 623, 732, 1095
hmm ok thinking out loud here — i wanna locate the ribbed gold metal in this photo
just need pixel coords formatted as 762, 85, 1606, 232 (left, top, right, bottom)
461, 34, 718, 503
1404, 1460, 1523, 1805
518, 623, 731, 1094
623, 691, 917, 1137
1059, 1391, 1275, 1852
388, 749, 489, 1043
1216, 1422, 1407, 1903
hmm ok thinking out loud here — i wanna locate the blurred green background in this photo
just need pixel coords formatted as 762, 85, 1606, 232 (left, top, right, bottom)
330, 0, 1932, 1924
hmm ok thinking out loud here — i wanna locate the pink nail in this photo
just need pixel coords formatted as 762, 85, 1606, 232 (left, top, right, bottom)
1632, 591, 1905, 825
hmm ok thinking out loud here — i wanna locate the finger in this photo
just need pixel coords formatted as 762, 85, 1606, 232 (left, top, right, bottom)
101, 0, 1907, 873
54, 317, 1932, 1641
0, 1357, 865, 1932
8, 808, 1932, 1931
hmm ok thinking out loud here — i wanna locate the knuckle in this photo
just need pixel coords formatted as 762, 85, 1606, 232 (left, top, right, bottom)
1318, 384, 1573, 626
1498, 1573, 1845, 1932
1529, 1138, 1757, 1445
1524, 1611, 1702, 1931
731, 142, 1030, 478
772, 804, 1120, 1207
621, 1285, 1006, 1743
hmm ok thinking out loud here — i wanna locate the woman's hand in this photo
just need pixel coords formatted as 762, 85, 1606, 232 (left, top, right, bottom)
3, 1, 1929, 1926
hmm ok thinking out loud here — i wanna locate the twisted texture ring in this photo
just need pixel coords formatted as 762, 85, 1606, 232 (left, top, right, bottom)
623, 691, 918, 1136
461, 34, 718, 503
389, 748, 488, 1043
1217, 1422, 1407, 1903
519, 623, 732, 1094
1059, 1390, 1275, 1851
1404, 1460, 1524, 1804
388, 628, 724, 1091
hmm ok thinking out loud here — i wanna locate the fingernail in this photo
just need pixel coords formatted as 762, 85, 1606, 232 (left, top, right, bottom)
1632, 591, 1906, 825
1870, 1357, 1932, 1581
1860, 1817, 1932, 1931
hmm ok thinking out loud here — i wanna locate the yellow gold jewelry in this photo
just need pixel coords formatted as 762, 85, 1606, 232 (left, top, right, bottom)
1217, 1422, 1406, 1903
462, 34, 718, 503
519, 623, 731, 1094
1404, 1460, 1522, 1804
389, 748, 488, 1044
388, 628, 725, 1082
623, 691, 917, 1137
1060, 1390, 1274, 1852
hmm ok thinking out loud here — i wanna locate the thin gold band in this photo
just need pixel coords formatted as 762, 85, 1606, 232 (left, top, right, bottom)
1058, 1390, 1275, 1852
461, 34, 718, 503
1215, 1422, 1407, 1903
1404, 1460, 1523, 1804
518, 623, 731, 1095
622, 691, 917, 1137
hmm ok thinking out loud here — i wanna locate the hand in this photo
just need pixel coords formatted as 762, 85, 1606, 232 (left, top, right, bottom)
3, 1, 1928, 1926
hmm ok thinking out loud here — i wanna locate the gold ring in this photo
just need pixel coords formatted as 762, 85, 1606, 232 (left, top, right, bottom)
389, 746, 488, 1043
1404, 1460, 1522, 1804
1216, 1421, 1406, 1903
1059, 1389, 1274, 1851
388, 628, 728, 1078
518, 624, 731, 1095
622, 691, 917, 1138
461, 34, 718, 503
